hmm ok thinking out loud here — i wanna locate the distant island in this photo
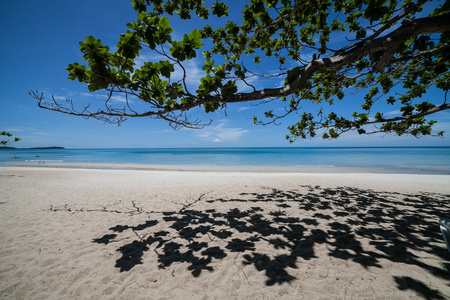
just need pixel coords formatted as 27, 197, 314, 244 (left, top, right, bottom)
0, 146, 65, 150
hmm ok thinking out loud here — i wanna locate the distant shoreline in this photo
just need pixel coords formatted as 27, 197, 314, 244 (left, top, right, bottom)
0, 146, 65, 150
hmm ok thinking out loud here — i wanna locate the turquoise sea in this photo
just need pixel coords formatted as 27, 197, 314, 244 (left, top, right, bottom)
1, 147, 449, 174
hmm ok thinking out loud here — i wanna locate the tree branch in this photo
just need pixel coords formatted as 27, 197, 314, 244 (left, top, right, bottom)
30, 13, 450, 127
215, 13, 450, 104
368, 103, 450, 125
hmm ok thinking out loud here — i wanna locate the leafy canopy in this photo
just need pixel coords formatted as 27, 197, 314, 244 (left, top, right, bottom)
29, 0, 450, 141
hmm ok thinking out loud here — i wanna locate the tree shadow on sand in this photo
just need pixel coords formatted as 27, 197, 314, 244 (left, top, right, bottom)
91, 185, 450, 298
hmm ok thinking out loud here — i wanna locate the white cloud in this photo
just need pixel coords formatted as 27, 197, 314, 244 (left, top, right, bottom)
2, 127, 25, 132
195, 121, 249, 143
109, 95, 131, 104
80, 92, 95, 98
171, 59, 204, 91
235, 76, 260, 93
384, 110, 401, 116
237, 106, 252, 112
31, 131, 52, 136
52, 96, 67, 101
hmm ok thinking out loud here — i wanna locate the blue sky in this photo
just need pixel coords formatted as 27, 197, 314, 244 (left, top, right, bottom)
1, 0, 449, 148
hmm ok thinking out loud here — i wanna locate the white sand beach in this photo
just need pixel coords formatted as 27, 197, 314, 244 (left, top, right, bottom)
1, 166, 449, 299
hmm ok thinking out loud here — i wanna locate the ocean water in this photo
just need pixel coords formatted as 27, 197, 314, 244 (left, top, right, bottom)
1, 147, 449, 174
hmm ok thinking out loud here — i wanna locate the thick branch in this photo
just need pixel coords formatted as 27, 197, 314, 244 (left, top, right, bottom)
210, 13, 450, 104
168, 13, 450, 112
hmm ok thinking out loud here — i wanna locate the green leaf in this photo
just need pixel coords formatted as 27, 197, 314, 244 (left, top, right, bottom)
189, 29, 203, 44
285, 67, 301, 85
264, 110, 274, 118
159, 17, 170, 30
145, 25, 157, 49
212, 2, 229, 17
222, 81, 237, 96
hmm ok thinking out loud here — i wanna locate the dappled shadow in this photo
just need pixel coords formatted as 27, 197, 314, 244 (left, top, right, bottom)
394, 276, 447, 300
91, 185, 450, 296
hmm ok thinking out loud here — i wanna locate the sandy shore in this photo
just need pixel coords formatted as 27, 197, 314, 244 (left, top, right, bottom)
1, 166, 449, 299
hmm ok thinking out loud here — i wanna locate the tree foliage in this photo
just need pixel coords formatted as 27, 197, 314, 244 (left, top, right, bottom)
1, 131, 20, 145
29, 0, 450, 141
